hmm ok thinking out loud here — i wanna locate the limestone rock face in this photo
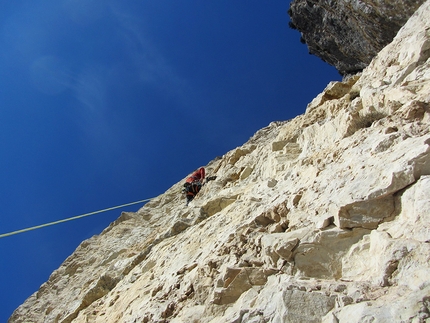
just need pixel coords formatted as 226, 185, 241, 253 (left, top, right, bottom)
288, 0, 426, 75
9, 1, 430, 322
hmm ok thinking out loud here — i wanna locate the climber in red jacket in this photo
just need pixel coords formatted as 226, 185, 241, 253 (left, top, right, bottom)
186, 167, 205, 184
183, 167, 206, 205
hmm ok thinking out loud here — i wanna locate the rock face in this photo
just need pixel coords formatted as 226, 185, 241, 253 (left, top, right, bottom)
10, 1, 430, 323
288, 0, 426, 75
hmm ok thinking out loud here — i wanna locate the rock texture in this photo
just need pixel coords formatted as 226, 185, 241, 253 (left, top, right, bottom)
288, 0, 426, 75
10, 1, 430, 322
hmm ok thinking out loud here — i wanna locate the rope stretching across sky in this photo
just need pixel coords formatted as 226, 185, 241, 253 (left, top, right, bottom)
0, 198, 152, 239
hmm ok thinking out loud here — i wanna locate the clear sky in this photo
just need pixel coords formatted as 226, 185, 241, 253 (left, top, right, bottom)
0, 1, 340, 320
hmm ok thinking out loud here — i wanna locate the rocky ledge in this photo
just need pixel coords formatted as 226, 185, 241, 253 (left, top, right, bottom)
288, 0, 425, 75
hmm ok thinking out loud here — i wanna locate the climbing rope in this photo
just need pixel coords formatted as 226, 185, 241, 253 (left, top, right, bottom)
0, 198, 153, 239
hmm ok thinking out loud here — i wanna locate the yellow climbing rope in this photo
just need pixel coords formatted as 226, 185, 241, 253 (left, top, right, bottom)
0, 198, 153, 239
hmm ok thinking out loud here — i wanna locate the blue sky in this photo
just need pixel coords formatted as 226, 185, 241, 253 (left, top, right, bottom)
0, 1, 340, 320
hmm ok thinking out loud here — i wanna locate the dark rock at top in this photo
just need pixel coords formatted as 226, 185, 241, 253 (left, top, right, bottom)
288, 0, 425, 75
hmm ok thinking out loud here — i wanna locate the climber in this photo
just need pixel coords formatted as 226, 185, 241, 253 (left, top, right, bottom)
183, 167, 206, 205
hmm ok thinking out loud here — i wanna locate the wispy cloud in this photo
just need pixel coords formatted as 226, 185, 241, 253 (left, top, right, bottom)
29, 55, 72, 95
73, 67, 112, 144
75, 68, 106, 114
108, 4, 191, 105
62, 0, 108, 26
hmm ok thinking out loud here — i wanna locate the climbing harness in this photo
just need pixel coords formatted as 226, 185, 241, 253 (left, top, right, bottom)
182, 175, 217, 205
0, 198, 153, 239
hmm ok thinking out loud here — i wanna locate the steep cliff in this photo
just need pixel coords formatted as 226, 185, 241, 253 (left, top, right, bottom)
10, 1, 430, 322
288, 0, 426, 75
